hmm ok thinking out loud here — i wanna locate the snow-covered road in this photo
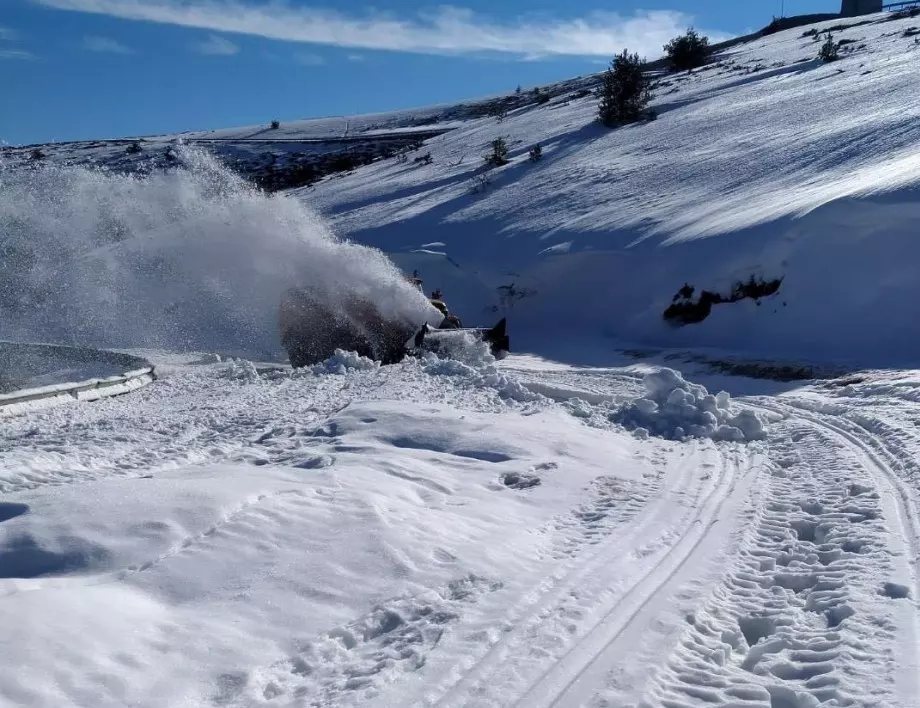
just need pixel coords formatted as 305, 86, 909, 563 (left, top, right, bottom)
1, 351, 918, 707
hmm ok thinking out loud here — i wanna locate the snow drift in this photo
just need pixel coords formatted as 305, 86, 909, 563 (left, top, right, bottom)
0, 149, 433, 359
612, 368, 766, 442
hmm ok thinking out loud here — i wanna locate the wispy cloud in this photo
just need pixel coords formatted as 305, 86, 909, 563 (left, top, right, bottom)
195, 33, 238, 55
0, 25, 35, 59
347, 54, 364, 62
294, 51, 326, 66
83, 35, 134, 53
31, 0, 730, 59
0, 48, 34, 60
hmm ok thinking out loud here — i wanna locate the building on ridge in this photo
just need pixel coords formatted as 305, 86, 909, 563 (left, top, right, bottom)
840, 0, 883, 16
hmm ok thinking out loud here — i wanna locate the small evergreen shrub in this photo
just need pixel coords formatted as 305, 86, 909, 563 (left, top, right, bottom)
528, 144, 543, 162
598, 50, 650, 127
819, 32, 840, 62
664, 28, 710, 71
484, 138, 510, 167
270, 120, 280, 129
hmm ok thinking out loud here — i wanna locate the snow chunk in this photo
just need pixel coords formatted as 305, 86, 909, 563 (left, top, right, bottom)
611, 368, 766, 442
420, 334, 540, 403
218, 358, 259, 383
310, 349, 381, 376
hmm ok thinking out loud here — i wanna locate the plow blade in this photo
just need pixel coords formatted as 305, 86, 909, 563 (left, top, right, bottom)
409, 318, 510, 360
280, 286, 509, 368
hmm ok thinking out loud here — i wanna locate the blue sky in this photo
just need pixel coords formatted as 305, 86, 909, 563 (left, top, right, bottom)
1, 0, 834, 145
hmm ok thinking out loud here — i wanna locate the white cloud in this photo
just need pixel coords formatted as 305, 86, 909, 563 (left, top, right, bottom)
196, 33, 239, 55
31, 0, 731, 59
83, 35, 134, 53
0, 49, 33, 60
294, 51, 326, 66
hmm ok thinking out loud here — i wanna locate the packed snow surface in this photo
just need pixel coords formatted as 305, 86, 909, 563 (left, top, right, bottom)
3, 347, 920, 707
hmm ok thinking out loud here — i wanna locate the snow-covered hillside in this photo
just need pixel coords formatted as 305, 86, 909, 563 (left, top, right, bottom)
296, 11, 920, 369
6, 10, 920, 708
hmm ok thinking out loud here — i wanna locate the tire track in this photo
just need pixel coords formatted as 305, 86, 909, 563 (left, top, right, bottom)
641, 404, 909, 708
425, 442, 748, 708
424, 443, 707, 707
517, 446, 750, 708
751, 398, 920, 704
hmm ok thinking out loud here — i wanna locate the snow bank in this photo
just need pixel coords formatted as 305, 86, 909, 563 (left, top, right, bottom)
612, 368, 766, 442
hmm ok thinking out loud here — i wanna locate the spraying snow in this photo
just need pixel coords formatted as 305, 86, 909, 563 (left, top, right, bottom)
0, 149, 435, 359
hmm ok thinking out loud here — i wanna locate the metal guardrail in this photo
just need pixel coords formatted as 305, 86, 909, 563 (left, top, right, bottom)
0, 342, 156, 414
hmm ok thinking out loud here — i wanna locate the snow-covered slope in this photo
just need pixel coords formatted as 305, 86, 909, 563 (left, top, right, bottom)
298, 11, 920, 369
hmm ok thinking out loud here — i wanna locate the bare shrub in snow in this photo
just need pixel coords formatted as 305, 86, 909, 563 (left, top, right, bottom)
413, 152, 433, 166
29, 148, 46, 161
611, 369, 766, 442
529, 144, 543, 162
664, 28, 710, 71
598, 50, 650, 127
891, 7, 920, 19
468, 171, 492, 195
819, 32, 841, 62
484, 138, 510, 167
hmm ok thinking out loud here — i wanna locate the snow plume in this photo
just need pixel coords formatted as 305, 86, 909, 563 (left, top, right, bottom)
612, 368, 766, 442
0, 149, 434, 358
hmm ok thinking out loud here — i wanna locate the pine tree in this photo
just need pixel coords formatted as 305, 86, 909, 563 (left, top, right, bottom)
664, 28, 710, 71
485, 138, 510, 167
598, 50, 650, 127
819, 32, 840, 62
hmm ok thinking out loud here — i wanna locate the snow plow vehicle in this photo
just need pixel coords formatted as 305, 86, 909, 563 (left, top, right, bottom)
279, 284, 509, 368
